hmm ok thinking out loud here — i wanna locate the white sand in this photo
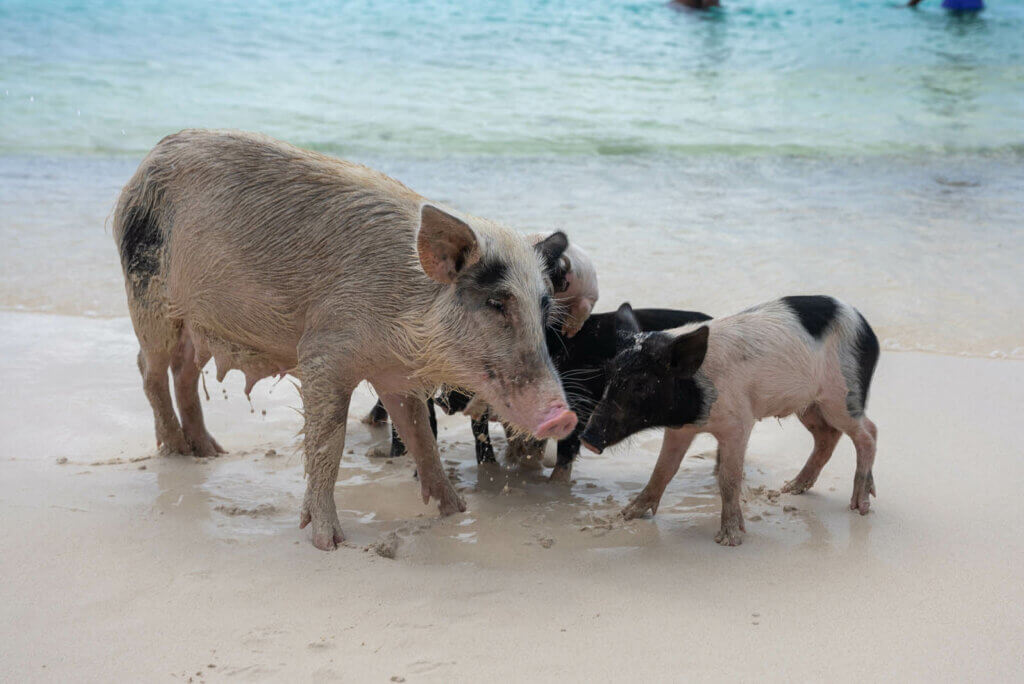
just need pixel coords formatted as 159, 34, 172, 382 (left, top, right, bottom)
1, 311, 1022, 681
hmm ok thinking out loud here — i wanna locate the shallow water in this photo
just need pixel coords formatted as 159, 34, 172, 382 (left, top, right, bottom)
2, 0, 1023, 156
0, 0, 1022, 356
2, 153, 1022, 357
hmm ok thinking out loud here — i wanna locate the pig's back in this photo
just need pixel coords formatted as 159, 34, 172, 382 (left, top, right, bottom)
690, 298, 863, 420
129, 130, 431, 353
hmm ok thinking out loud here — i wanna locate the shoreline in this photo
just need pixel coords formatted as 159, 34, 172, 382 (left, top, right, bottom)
2, 310, 1022, 680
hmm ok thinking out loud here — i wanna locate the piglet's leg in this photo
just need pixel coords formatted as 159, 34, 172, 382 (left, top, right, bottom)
361, 399, 389, 426
622, 428, 696, 520
714, 423, 752, 547
381, 392, 466, 516
471, 410, 496, 464
782, 403, 842, 495
549, 432, 580, 483
848, 417, 877, 515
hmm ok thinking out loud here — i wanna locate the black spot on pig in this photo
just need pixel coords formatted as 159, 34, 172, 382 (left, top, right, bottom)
119, 205, 163, 296
848, 311, 880, 417
783, 295, 838, 339
473, 259, 507, 288
457, 258, 512, 311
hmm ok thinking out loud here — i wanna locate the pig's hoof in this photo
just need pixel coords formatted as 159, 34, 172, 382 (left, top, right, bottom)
367, 444, 391, 459
850, 471, 875, 515
548, 465, 573, 484
423, 479, 466, 516
518, 452, 545, 471
187, 431, 225, 458
157, 429, 190, 455
622, 490, 658, 520
300, 507, 345, 551
781, 477, 814, 495
714, 525, 744, 547
850, 491, 872, 515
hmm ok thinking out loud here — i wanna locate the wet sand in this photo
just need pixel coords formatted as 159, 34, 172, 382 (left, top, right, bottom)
2, 311, 1023, 681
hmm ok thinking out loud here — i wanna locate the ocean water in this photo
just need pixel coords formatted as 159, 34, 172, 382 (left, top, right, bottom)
1, 0, 1022, 357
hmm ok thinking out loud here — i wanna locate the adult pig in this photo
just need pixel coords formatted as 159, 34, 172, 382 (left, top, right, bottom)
113, 129, 577, 550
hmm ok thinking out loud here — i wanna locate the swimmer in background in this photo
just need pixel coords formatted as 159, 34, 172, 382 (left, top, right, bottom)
908, 0, 985, 11
673, 0, 720, 8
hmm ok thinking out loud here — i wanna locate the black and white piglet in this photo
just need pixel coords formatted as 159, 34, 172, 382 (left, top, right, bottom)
580, 296, 879, 546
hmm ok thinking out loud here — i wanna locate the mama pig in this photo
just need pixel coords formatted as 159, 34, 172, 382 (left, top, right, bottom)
113, 129, 577, 550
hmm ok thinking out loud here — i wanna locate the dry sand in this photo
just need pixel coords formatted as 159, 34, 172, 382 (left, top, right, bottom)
1, 311, 1022, 681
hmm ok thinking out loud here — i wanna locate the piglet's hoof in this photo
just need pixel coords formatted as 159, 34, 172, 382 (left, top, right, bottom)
422, 479, 466, 516
714, 521, 745, 547
300, 507, 345, 551
781, 477, 814, 495
548, 465, 573, 484
850, 471, 876, 516
621, 489, 659, 520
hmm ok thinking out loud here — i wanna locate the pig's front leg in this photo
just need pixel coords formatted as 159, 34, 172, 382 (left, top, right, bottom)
380, 392, 466, 516
298, 371, 353, 551
713, 423, 752, 547
549, 432, 580, 483
622, 428, 696, 519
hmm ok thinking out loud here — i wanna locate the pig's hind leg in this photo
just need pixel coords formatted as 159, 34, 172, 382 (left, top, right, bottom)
818, 399, 877, 516
781, 404, 841, 495
381, 393, 466, 516
170, 331, 224, 458
847, 416, 877, 515
135, 346, 189, 455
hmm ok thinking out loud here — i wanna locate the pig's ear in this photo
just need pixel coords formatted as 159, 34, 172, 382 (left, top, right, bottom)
417, 205, 481, 284
534, 231, 569, 273
668, 326, 709, 377
614, 302, 641, 341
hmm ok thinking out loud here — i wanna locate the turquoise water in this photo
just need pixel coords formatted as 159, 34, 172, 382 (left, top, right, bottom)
2, 0, 1022, 156
1, 1, 1022, 357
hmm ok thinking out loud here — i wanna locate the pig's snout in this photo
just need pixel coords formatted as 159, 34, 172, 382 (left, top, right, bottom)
579, 421, 605, 454
534, 404, 578, 440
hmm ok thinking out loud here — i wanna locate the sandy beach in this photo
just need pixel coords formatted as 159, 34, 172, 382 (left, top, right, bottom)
3, 0, 1023, 681
2, 311, 1022, 681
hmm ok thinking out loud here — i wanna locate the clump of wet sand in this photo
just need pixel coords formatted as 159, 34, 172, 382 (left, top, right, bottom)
371, 531, 400, 559
214, 503, 277, 517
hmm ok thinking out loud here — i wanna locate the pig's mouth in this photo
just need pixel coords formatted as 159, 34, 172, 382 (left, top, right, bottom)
580, 438, 603, 455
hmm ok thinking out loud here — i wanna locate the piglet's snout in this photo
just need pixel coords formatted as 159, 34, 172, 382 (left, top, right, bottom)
534, 404, 578, 440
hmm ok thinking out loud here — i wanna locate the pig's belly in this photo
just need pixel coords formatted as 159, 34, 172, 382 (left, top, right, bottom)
753, 386, 818, 421
183, 308, 301, 396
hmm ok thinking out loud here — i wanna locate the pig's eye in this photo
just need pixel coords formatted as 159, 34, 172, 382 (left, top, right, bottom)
486, 298, 505, 314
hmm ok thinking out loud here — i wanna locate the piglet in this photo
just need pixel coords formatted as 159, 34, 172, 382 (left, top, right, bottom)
580, 296, 879, 546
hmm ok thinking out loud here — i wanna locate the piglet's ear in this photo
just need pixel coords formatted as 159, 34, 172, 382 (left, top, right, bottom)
534, 231, 569, 272
417, 205, 481, 284
615, 302, 641, 340
669, 326, 709, 377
